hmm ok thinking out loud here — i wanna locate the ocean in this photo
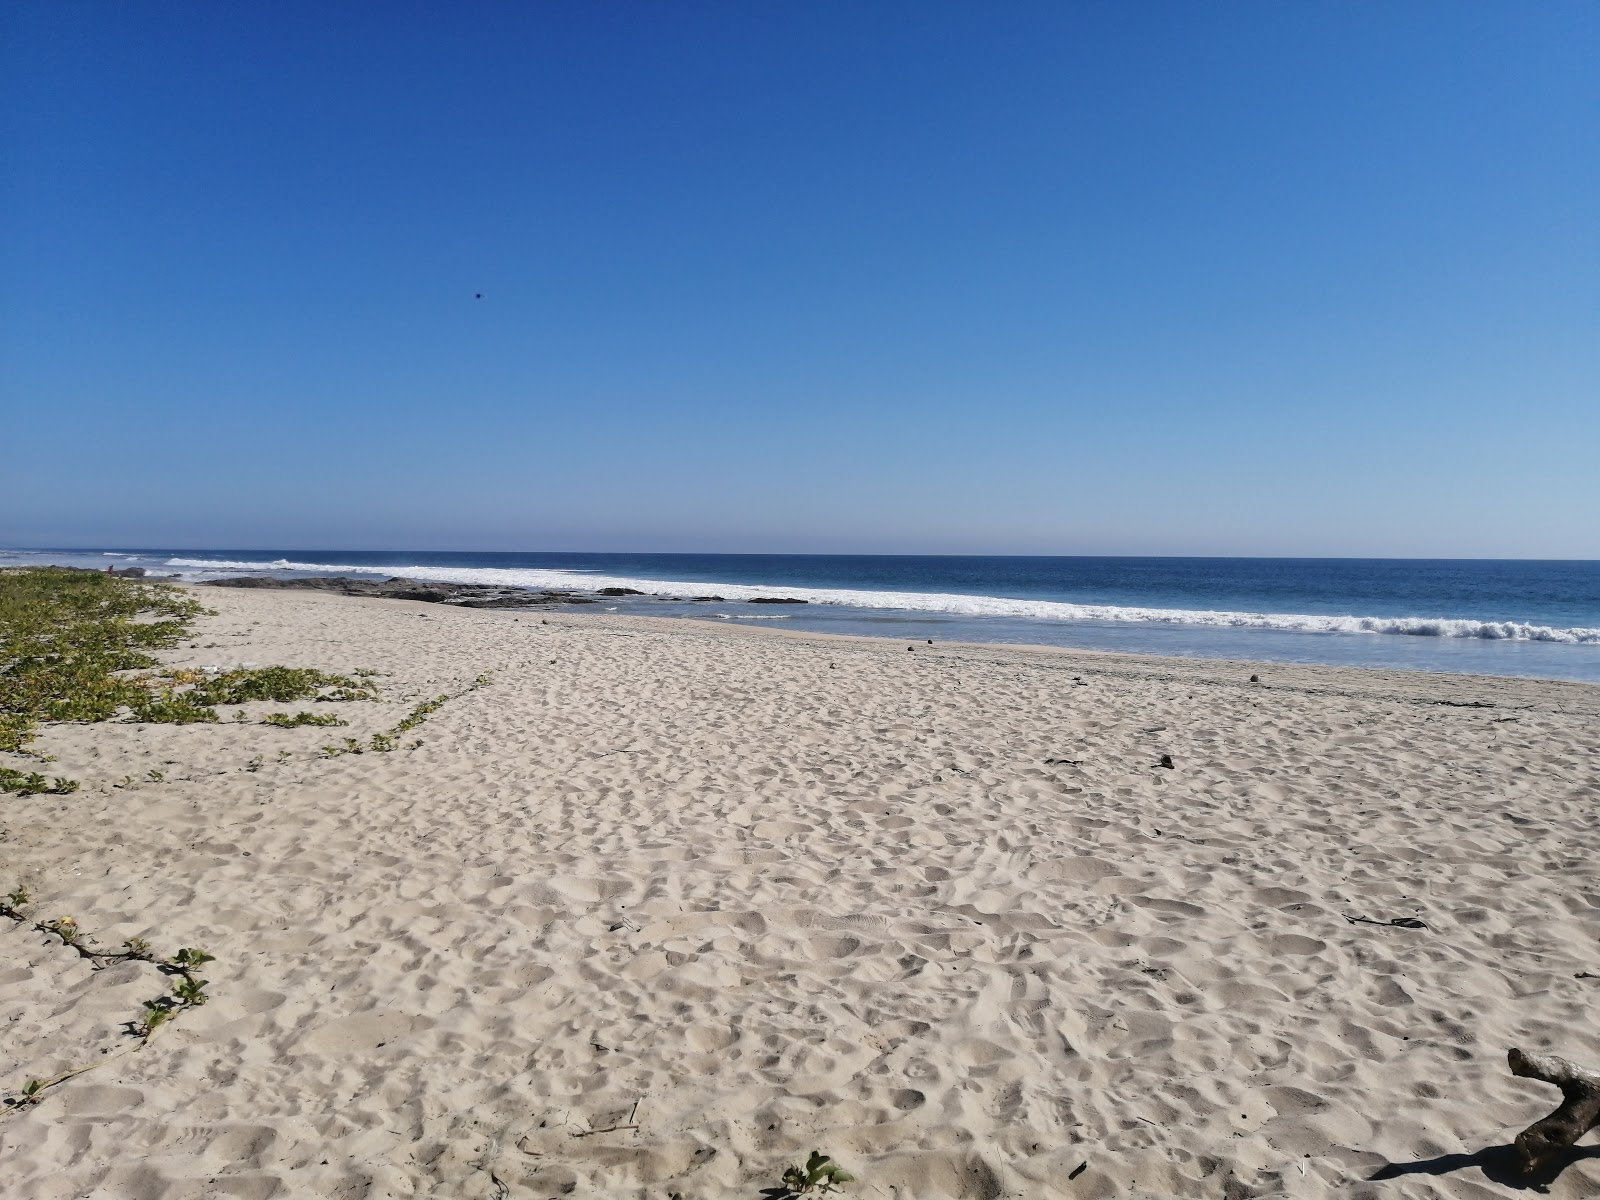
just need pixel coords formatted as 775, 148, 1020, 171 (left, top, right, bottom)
6, 548, 1600, 683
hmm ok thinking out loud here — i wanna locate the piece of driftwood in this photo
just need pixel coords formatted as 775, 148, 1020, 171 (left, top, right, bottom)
1508, 1048, 1600, 1174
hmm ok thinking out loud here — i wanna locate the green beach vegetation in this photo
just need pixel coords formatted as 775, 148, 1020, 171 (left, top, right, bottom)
261, 710, 348, 728
319, 674, 492, 757
1, 567, 209, 754
778, 1150, 856, 1196
0, 568, 381, 790
1, 883, 217, 1112
0, 570, 497, 1117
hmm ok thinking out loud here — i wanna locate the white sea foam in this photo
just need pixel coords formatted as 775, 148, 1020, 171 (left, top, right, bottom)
164, 558, 1600, 644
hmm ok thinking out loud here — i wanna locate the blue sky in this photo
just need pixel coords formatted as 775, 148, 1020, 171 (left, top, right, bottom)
3, 2, 1596, 556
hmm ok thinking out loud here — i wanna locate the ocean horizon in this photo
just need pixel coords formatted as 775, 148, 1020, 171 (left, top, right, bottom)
7, 547, 1600, 683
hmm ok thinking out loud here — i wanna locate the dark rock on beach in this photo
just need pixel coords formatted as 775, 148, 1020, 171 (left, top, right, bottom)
449, 590, 597, 609
202, 575, 596, 608
690, 596, 725, 602
7, 564, 168, 579
748, 597, 808, 604
597, 587, 645, 596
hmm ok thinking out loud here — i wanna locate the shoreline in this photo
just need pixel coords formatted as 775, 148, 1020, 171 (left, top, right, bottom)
614, 608, 1600, 710
182, 568, 1600, 685
257, 584, 1599, 714
8, 551, 1600, 677
4, 583, 1598, 1197
171, 574, 1600, 698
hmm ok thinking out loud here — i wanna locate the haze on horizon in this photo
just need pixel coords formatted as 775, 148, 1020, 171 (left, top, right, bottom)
3, 3, 1596, 560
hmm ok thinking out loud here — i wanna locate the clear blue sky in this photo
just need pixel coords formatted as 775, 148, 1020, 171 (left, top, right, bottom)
3, 2, 1596, 556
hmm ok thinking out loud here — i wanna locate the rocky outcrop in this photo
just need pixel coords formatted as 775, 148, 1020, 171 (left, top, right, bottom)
597, 587, 646, 596
202, 575, 595, 608
10, 565, 165, 579
748, 597, 809, 604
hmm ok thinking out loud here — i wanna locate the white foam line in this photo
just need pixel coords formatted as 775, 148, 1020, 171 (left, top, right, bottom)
164, 557, 1600, 644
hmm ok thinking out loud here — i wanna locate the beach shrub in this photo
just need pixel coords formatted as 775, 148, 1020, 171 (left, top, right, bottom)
0, 768, 76, 796
128, 693, 220, 725
261, 711, 346, 728
778, 1150, 855, 1195
319, 675, 491, 758
312, 678, 486, 761
1, 879, 220, 1104
0, 570, 379, 773
391, 694, 449, 737
1, 886, 217, 1054
0, 568, 208, 754
317, 685, 379, 702
136, 1000, 175, 1037
189, 666, 376, 706
134, 957, 211, 1037
1, 884, 31, 915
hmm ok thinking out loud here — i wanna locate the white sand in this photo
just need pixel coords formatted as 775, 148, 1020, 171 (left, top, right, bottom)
2, 586, 1598, 1199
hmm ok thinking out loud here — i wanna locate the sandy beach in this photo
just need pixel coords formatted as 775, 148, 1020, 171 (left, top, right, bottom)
2, 584, 1597, 1199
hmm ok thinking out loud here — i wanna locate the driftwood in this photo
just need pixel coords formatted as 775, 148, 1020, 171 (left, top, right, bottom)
1508, 1048, 1600, 1174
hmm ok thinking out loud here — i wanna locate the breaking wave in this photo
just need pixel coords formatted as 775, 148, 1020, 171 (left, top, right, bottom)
165, 558, 1600, 644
